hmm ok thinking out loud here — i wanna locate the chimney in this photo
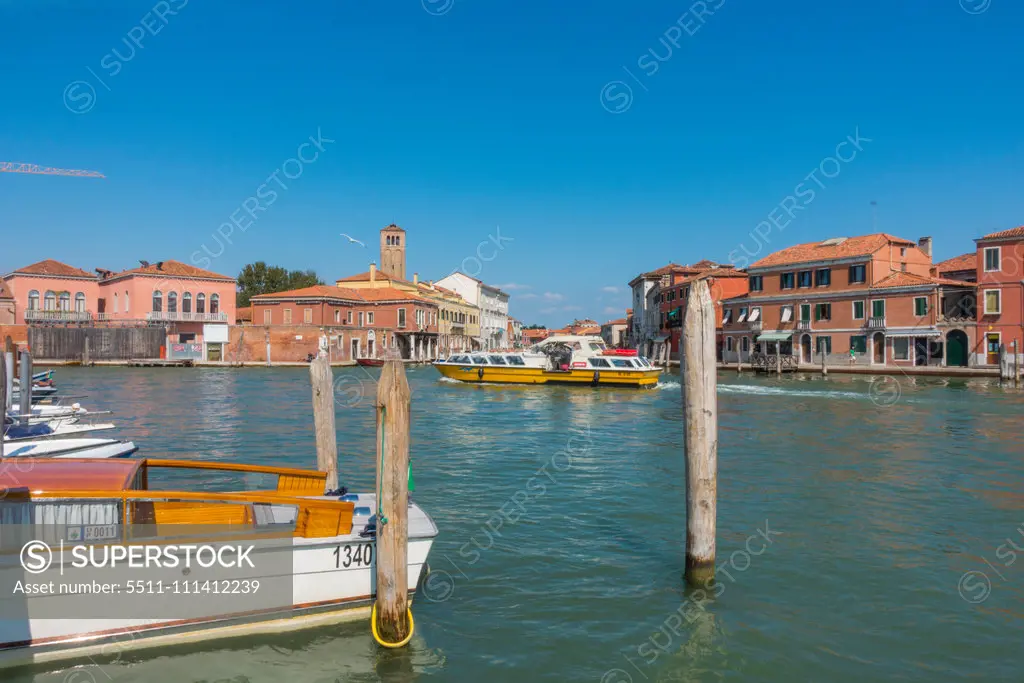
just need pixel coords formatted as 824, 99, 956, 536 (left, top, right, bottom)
413, 273, 419, 285
918, 236, 933, 259
369, 262, 376, 282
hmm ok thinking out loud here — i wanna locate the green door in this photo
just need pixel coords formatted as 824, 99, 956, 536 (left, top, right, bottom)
946, 330, 968, 367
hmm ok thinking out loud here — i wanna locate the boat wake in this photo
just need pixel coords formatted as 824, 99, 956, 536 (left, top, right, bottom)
717, 384, 881, 401
656, 380, 680, 390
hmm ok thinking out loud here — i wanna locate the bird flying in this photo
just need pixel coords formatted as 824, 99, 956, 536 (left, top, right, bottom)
340, 233, 366, 247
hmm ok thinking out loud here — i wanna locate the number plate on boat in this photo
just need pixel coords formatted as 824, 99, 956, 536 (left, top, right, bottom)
66, 524, 120, 542
333, 543, 374, 569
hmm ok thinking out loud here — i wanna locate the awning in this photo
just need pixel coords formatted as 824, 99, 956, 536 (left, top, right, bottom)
748, 308, 761, 322
883, 327, 941, 338
757, 332, 793, 342
780, 307, 792, 322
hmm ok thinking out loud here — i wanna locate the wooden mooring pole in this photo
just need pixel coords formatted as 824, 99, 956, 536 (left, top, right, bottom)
83, 336, 90, 367
19, 350, 32, 420
999, 343, 1011, 383
309, 351, 339, 492
681, 280, 717, 586
775, 341, 781, 376
4, 337, 13, 411
1014, 340, 1020, 387
821, 348, 828, 376
375, 359, 411, 644
0, 343, 6, 422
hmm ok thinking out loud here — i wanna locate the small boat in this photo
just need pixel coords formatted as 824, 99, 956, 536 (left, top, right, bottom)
433, 335, 662, 388
0, 457, 437, 668
356, 358, 386, 367
2, 437, 137, 459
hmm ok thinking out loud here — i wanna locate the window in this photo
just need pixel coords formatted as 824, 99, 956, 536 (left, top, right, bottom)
43, 291, 56, 310
893, 337, 909, 360
304, 308, 312, 324
848, 264, 866, 284
611, 359, 632, 368
853, 301, 865, 320
798, 270, 812, 288
398, 308, 407, 328
471, 356, 488, 365
741, 337, 749, 353
113, 292, 118, 313
914, 297, 928, 316
723, 309, 733, 324
871, 299, 885, 318
590, 357, 610, 368
347, 311, 353, 324
27, 290, 39, 310
334, 310, 341, 323
900, 247, 907, 257
124, 291, 129, 312
358, 312, 365, 326
284, 308, 292, 324
264, 309, 272, 324
900, 263, 907, 272
196, 293, 206, 314
58, 292, 70, 311
167, 292, 178, 313
799, 304, 811, 322
850, 335, 867, 353
984, 289, 1001, 315
488, 355, 507, 365
816, 336, 832, 354
748, 307, 761, 322
780, 272, 795, 290
814, 303, 831, 321
815, 269, 831, 287
152, 291, 162, 312
984, 247, 1001, 272
726, 337, 734, 352
210, 294, 220, 314
737, 307, 748, 323
507, 356, 526, 366
367, 312, 374, 325
749, 275, 763, 292
74, 292, 86, 312
183, 292, 192, 314
780, 305, 793, 322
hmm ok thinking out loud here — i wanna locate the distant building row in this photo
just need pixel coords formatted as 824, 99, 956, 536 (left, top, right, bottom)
628, 226, 1024, 369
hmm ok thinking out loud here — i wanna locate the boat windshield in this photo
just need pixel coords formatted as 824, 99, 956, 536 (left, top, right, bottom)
588, 342, 606, 351
507, 356, 526, 366
471, 356, 488, 365
590, 358, 610, 367
611, 359, 634, 368
488, 355, 507, 365
449, 355, 469, 364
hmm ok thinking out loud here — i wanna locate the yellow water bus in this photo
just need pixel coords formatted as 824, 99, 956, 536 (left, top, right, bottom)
433, 335, 662, 388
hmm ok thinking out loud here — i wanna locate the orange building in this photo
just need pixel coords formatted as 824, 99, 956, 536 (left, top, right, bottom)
2, 259, 100, 324
721, 233, 978, 368
652, 263, 749, 361
974, 226, 1024, 366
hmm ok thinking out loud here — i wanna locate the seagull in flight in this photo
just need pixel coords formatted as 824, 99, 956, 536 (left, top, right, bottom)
340, 233, 366, 247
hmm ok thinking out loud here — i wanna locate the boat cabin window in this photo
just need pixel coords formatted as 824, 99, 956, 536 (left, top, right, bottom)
611, 359, 633, 368
471, 356, 488, 365
637, 357, 651, 367
488, 355, 507, 365
449, 355, 469, 364
590, 358, 611, 368
506, 356, 526, 366
588, 342, 604, 351
572, 342, 582, 350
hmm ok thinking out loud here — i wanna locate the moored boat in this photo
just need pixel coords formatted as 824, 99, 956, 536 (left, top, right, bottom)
0, 457, 437, 668
2, 437, 137, 459
356, 358, 386, 367
433, 335, 661, 388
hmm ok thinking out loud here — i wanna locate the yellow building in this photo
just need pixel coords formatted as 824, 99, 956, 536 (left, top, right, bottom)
336, 263, 480, 356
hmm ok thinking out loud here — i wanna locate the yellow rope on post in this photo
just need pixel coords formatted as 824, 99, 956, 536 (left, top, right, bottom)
371, 603, 414, 648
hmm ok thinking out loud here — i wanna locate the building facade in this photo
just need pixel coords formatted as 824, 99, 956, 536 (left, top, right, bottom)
720, 233, 978, 368
0, 280, 16, 325
654, 265, 750, 362
2, 259, 100, 324
379, 223, 406, 280
435, 272, 509, 350
601, 318, 628, 347
974, 226, 1024, 366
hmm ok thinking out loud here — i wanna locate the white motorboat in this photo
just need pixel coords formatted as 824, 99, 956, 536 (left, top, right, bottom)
1, 437, 138, 459
3, 421, 117, 440
0, 458, 437, 668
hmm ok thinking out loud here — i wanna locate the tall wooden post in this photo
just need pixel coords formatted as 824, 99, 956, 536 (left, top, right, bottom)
309, 354, 339, 492
19, 350, 32, 419
999, 343, 1010, 382
775, 341, 781, 376
4, 337, 13, 411
1014, 340, 1020, 387
681, 280, 717, 587
0, 343, 6, 422
265, 329, 272, 367
83, 336, 90, 366
821, 348, 828, 376
375, 360, 411, 643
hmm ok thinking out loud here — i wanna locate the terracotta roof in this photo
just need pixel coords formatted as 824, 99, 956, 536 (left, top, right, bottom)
382, 223, 405, 233
109, 260, 234, 281
252, 284, 433, 305
934, 252, 977, 273
603, 318, 627, 326
981, 226, 1024, 240
13, 259, 96, 279
751, 233, 917, 268
872, 272, 975, 289
337, 271, 412, 286
0, 280, 13, 299
577, 326, 601, 334
236, 306, 253, 322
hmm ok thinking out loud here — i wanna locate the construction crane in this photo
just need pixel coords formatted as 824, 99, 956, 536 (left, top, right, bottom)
0, 162, 105, 178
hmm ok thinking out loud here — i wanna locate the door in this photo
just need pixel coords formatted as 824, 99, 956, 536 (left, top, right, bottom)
986, 333, 1000, 365
207, 343, 222, 362
351, 338, 360, 360
872, 333, 885, 365
800, 334, 811, 364
946, 330, 968, 367
367, 339, 375, 358
914, 337, 928, 366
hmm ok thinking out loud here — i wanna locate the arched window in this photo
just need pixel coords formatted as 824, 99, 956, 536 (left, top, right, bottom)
27, 290, 39, 311
58, 292, 70, 311
113, 292, 119, 313
124, 290, 130, 312
152, 290, 163, 313
196, 293, 206, 314
395, 236, 400, 246
167, 292, 178, 313
75, 292, 86, 312
182, 292, 192, 314
44, 291, 56, 310
210, 293, 220, 314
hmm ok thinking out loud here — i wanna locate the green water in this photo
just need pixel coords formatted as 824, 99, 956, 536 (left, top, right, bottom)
9, 367, 1024, 682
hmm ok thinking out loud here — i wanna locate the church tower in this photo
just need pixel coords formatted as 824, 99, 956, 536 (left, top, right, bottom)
379, 224, 406, 280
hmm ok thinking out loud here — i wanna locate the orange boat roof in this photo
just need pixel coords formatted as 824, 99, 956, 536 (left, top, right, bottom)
0, 458, 142, 493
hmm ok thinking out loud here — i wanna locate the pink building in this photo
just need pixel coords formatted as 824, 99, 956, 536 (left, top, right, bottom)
1, 259, 100, 324
96, 260, 237, 360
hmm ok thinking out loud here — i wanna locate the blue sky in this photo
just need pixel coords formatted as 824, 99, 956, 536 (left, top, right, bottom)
1, 0, 1022, 326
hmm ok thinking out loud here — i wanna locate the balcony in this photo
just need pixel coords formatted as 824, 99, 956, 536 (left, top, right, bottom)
796, 320, 812, 331
865, 317, 886, 329
24, 309, 92, 323
750, 320, 763, 333
146, 311, 228, 322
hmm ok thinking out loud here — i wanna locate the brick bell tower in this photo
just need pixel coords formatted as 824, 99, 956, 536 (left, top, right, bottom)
379, 224, 406, 280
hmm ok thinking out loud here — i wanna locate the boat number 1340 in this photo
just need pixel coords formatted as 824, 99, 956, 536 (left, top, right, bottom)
334, 544, 373, 568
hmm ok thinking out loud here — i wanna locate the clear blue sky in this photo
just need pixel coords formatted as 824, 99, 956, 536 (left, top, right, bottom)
2, 0, 1022, 327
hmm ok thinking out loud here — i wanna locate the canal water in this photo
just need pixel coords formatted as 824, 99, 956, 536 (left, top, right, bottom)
10, 366, 1024, 682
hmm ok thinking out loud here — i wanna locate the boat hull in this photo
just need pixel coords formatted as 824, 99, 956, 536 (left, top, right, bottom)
355, 358, 385, 367
1, 438, 137, 459
433, 362, 661, 387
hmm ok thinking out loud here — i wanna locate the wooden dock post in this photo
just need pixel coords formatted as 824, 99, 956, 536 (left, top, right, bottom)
374, 360, 412, 644
775, 342, 781, 376
0, 343, 6, 421
1014, 340, 1020, 387
265, 329, 272, 367
681, 280, 717, 587
18, 350, 32, 420
309, 353, 339, 492
4, 337, 13, 411
83, 336, 90, 367
821, 348, 828, 376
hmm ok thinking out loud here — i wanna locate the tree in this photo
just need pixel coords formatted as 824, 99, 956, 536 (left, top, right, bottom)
237, 262, 324, 307
525, 323, 546, 329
